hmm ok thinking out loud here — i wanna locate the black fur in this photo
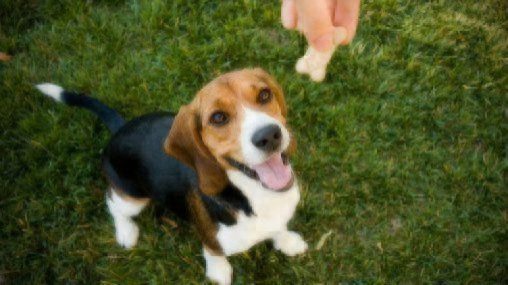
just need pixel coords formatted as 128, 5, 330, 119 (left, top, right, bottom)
61, 91, 125, 133
200, 184, 254, 225
53, 89, 253, 224
225, 157, 258, 180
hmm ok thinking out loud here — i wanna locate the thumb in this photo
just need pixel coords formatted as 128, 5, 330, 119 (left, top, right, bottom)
296, 0, 335, 52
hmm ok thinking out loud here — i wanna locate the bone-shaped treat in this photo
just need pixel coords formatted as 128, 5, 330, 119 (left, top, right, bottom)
295, 27, 347, 82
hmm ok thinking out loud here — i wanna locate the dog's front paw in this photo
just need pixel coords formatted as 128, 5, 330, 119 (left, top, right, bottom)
273, 231, 308, 256
115, 220, 139, 249
205, 253, 232, 285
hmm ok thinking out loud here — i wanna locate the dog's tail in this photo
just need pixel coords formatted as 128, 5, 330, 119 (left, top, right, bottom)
35, 83, 125, 133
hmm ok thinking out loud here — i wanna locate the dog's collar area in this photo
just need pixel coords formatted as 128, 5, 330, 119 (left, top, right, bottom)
224, 153, 291, 189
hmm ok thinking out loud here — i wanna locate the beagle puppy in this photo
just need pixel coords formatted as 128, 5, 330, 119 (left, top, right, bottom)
36, 68, 307, 284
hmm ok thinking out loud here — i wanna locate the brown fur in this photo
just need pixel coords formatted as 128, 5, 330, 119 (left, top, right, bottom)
187, 191, 222, 254
164, 68, 293, 253
165, 68, 290, 172
163, 103, 228, 196
107, 187, 150, 205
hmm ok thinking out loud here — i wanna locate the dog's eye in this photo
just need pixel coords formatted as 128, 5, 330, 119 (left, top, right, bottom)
257, 88, 272, 104
209, 111, 229, 126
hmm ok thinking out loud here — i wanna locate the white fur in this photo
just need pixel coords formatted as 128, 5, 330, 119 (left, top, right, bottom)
106, 190, 149, 249
202, 107, 306, 284
240, 107, 290, 166
273, 231, 308, 256
203, 248, 233, 285
204, 172, 307, 284
35, 83, 64, 102
295, 27, 347, 82
216, 170, 305, 256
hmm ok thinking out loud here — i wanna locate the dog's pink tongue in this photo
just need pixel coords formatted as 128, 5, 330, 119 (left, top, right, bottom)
252, 153, 292, 191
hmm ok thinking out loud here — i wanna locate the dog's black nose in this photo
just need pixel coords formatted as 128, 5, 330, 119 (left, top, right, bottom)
251, 124, 282, 152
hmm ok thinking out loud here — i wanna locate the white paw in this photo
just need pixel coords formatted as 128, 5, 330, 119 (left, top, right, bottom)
115, 220, 139, 249
206, 257, 232, 285
273, 231, 308, 256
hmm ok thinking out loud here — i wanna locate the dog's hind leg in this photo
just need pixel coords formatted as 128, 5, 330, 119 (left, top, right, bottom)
106, 188, 149, 249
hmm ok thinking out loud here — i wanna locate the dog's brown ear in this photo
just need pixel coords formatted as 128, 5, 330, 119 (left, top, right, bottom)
164, 103, 227, 195
164, 104, 201, 167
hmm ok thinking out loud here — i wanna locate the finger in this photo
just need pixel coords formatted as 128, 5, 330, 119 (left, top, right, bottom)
333, 0, 360, 44
281, 0, 297, 29
296, 0, 335, 52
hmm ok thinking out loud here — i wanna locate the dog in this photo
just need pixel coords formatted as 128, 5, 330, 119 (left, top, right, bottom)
36, 68, 307, 284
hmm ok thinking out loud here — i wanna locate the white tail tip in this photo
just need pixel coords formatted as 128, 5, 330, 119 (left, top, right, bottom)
35, 83, 64, 102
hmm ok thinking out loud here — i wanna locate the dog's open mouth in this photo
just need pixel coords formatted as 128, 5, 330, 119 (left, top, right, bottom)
226, 153, 294, 191
252, 153, 293, 191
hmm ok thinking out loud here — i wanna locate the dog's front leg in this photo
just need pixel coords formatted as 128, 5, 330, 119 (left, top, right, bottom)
187, 193, 232, 284
203, 247, 232, 285
272, 230, 308, 256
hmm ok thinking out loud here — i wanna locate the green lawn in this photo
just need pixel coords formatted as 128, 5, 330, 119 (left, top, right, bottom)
1, 0, 506, 284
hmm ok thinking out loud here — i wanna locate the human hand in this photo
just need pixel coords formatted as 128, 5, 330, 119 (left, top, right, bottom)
281, 0, 360, 52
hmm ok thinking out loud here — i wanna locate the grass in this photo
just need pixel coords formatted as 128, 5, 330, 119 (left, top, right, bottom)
0, 0, 506, 283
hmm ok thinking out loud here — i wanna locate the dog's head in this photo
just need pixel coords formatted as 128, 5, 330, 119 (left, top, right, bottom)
164, 68, 296, 194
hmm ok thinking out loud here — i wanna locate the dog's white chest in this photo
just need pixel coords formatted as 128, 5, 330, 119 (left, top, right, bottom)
217, 171, 300, 256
